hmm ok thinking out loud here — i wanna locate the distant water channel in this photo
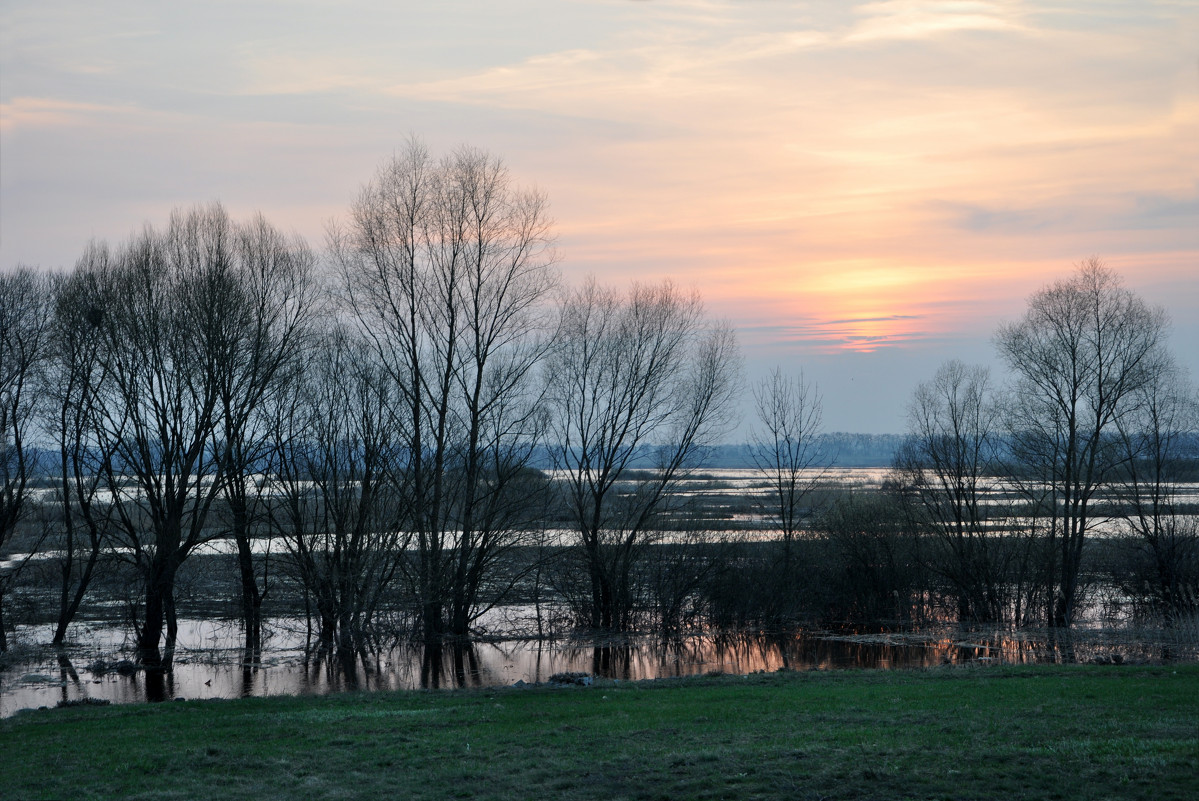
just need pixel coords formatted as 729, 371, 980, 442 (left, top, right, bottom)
2, 613, 1190, 718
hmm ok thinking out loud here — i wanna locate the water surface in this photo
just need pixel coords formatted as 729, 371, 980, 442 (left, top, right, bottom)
3, 613, 1189, 718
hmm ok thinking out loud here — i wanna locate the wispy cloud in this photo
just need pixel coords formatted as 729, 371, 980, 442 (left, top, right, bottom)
0, 97, 123, 132
826, 314, 922, 325
2, 0, 1195, 383
846, 0, 1029, 43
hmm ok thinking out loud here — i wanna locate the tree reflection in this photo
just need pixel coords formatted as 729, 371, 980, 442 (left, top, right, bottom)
591, 643, 632, 679
240, 645, 260, 698
420, 641, 484, 689
142, 667, 172, 703
55, 650, 81, 705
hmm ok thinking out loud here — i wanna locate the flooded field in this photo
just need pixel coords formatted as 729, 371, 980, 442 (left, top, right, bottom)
3, 612, 1195, 718
3, 466, 1197, 718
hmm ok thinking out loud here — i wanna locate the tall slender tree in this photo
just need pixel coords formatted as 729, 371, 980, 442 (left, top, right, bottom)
211, 214, 317, 651
333, 140, 558, 642
996, 259, 1169, 628
547, 279, 740, 631
749, 368, 828, 573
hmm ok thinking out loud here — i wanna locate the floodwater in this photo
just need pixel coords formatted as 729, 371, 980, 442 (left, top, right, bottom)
4, 465, 1197, 717
2, 612, 1190, 718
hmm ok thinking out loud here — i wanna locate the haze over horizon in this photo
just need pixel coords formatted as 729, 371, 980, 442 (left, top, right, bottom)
3, 0, 1197, 433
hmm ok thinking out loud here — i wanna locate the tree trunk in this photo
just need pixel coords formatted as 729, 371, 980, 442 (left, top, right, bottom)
236, 534, 262, 650
137, 559, 178, 668
422, 599, 443, 643
53, 544, 100, 645
138, 578, 167, 667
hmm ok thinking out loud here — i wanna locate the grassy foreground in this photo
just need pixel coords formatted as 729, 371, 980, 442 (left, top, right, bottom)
2, 665, 1196, 800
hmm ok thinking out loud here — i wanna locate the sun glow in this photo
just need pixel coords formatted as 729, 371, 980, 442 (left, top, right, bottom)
3, 1, 1196, 429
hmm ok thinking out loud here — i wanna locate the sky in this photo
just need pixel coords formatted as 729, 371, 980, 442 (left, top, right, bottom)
2, 0, 1197, 433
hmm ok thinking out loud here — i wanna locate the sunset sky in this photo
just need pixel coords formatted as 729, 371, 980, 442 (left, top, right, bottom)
3, 0, 1197, 432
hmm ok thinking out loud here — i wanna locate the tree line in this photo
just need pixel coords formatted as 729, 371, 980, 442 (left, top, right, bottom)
729, 260, 1197, 635
0, 142, 740, 667
2, 142, 1197, 670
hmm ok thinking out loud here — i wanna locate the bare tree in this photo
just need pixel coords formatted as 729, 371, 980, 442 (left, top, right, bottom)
210, 214, 318, 651
996, 259, 1170, 628
333, 140, 558, 642
1113, 360, 1199, 622
269, 327, 407, 659
86, 205, 248, 666
0, 267, 54, 650
892, 360, 1025, 623
547, 278, 740, 631
43, 257, 120, 644
749, 368, 829, 574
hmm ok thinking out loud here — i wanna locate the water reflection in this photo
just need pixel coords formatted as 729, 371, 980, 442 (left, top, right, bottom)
55, 651, 81, 706
2, 617, 1194, 717
142, 669, 172, 703
241, 646, 260, 698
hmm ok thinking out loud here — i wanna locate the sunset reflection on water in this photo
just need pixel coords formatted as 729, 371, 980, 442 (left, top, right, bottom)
3, 617, 1191, 718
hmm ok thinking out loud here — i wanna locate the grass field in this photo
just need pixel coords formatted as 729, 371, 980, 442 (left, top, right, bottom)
2, 664, 1196, 800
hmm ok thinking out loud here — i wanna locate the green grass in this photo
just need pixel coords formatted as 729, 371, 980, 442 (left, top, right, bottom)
3, 664, 1197, 800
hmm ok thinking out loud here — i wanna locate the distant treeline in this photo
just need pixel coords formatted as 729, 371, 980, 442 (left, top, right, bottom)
13, 434, 907, 480
18, 431, 1199, 477
695, 435, 906, 469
